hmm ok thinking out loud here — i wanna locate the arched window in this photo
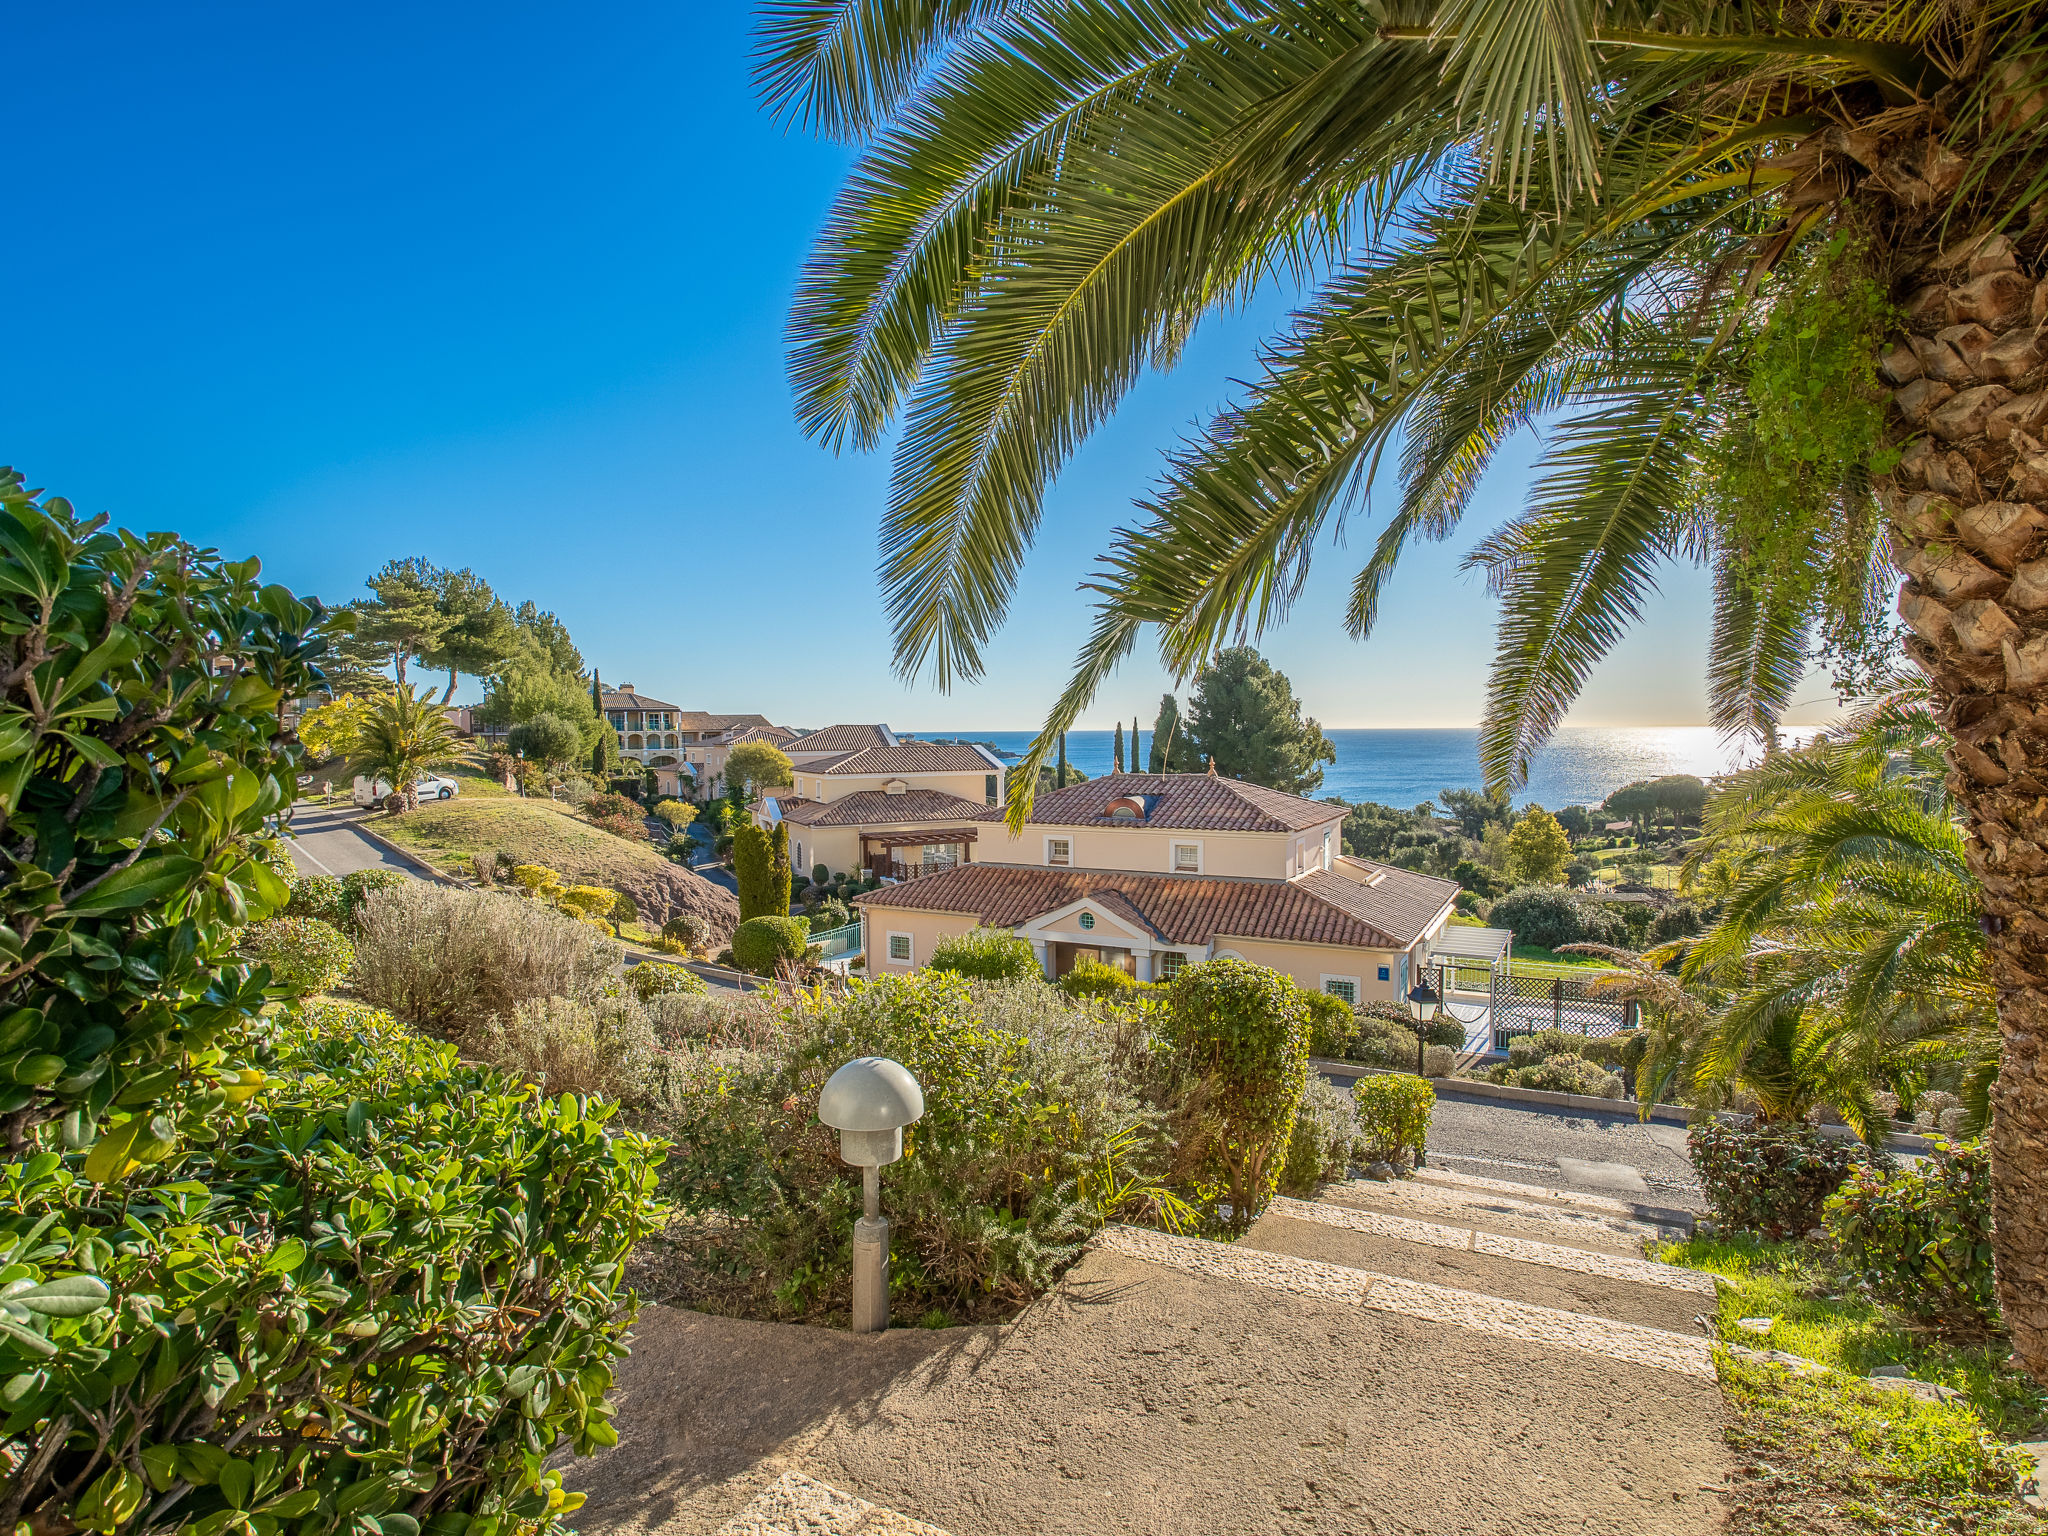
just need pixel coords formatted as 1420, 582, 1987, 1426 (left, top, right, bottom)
627, 734, 643, 750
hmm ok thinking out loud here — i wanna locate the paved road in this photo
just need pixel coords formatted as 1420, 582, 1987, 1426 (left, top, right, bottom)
1322, 1066, 1703, 1210
282, 803, 426, 879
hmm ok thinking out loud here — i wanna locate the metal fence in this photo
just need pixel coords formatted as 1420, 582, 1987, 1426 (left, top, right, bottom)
810, 921, 863, 960
1488, 969, 1637, 1051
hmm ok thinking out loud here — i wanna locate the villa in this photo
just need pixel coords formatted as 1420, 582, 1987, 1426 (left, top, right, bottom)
598, 685, 791, 797
758, 732, 1007, 881
851, 769, 1459, 1003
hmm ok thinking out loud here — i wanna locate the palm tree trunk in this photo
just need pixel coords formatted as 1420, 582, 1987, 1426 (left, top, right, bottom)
1885, 226, 2048, 1380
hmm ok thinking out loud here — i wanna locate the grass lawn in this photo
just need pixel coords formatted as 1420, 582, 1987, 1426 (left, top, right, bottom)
374, 794, 677, 887
1657, 1235, 2044, 1533
1584, 846, 1686, 889
1509, 942, 1619, 976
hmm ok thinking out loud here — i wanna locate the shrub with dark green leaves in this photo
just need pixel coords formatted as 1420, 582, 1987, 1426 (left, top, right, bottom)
1690, 1119, 1869, 1239
1337, 1010, 1419, 1069
731, 915, 810, 974
1159, 959, 1310, 1231
340, 868, 408, 928
1826, 1139, 2000, 1341
284, 874, 345, 924
930, 926, 1040, 981
1057, 958, 1138, 999
239, 916, 355, 995
627, 960, 708, 1003
1302, 990, 1356, 1058
0, 473, 323, 1157
808, 898, 852, 934
1487, 885, 1625, 950
1353, 1073, 1434, 1167
0, 998, 665, 1536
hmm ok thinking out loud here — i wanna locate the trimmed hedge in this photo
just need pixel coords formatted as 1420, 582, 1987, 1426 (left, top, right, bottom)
1354, 1074, 1434, 1167
1057, 958, 1138, 999
732, 915, 810, 974
627, 960, 708, 1002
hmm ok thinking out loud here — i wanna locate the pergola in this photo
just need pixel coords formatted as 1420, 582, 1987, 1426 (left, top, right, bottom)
1425, 925, 1513, 1029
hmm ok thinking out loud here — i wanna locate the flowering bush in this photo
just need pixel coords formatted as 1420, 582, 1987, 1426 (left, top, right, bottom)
1826, 1138, 2000, 1341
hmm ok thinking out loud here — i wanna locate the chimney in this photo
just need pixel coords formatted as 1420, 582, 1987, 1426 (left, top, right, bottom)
619, 682, 635, 693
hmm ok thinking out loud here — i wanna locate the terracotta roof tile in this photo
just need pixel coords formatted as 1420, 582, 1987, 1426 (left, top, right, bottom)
773, 789, 988, 828
789, 724, 895, 755
979, 773, 1343, 833
853, 861, 1455, 950
810, 741, 1001, 775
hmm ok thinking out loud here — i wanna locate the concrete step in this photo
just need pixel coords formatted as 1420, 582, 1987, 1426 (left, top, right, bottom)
1414, 1166, 1698, 1231
1244, 1198, 1713, 1333
1319, 1174, 1684, 1258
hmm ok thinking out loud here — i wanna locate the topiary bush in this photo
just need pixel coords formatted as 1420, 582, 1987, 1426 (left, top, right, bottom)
1160, 959, 1311, 1231
930, 926, 1040, 981
808, 897, 852, 933
731, 914, 810, 974
0, 997, 664, 1536
812, 863, 830, 885
1354, 1073, 1434, 1167
1826, 1138, 2000, 1342
238, 915, 355, 995
1690, 1119, 1869, 1239
1057, 958, 1138, 1000
661, 912, 708, 951
1302, 990, 1357, 1057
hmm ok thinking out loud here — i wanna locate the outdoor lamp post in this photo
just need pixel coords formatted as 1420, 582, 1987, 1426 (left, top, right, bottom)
819, 1056, 925, 1334
1407, 975, 1442, 1110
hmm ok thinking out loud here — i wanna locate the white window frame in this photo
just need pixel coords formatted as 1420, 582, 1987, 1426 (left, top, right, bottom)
1169, 839, 1203, 874
1045, 835, 1072, 866
886, 932, 914, 964
1321, 975, 1360, 1005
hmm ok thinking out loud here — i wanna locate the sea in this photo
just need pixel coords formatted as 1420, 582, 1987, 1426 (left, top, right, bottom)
909, 725, 1795, 810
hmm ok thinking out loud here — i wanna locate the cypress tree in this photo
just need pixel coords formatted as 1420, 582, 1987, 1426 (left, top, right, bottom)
1113, 722, 1124, 773
768, 821, 793, 915
1057, 732, 1068, 789
733, 819, 771, 920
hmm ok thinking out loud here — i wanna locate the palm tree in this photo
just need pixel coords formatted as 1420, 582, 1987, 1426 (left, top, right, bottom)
767, 2, 2048, 1378
347, 688, 475, 813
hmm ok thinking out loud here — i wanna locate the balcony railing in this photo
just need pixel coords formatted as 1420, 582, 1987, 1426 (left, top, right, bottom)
810, 921, 862, 959
863, 854, 960, 883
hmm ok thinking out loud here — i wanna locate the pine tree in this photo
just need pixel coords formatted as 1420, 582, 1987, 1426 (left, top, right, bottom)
1113, 722, 1124, 773
1186, 648, 1335, 794
1150, 693, 1197, 772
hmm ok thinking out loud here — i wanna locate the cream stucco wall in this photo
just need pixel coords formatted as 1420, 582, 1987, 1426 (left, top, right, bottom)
1214, 936, 1420, 1004
798, 769, 999, 807
973, 815, 1343, 879
861, 908, 983, 974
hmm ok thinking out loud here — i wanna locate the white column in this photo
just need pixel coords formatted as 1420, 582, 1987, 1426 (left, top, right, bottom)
1033, 939, 1052, 979
1133, 950, 1154, 983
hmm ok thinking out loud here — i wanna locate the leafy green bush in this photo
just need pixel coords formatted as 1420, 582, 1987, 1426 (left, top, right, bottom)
652, 972, 1160, 1320
627, 960, 708, 1003
239, 915, 355, 995
584, 791, 639, 821
1419, 1013, 1466, 1048
1338, 1010, 1420, 1069
1057, 958, 1138, 999
1488, 885, 1626, 949
1495, 1051, 1624, 1098
812, 863, 830, 885
1827, 1139, 2000, 1342
340, 868, 408, 927
661, 912, 707, 951
1690, 1119, 1868, 1239
930, 926, 1040, 980
0, 998, 665, 1536
731, 915, 810, 973
1302, 990, 1356, 1057
284, 873, 345, 924
1279, 1074, 1363, 1194
0, 474, 322, 1155
808, 897, 852, 933
1353, 1073, 1434, 1167
1160, 959, 1311, 1230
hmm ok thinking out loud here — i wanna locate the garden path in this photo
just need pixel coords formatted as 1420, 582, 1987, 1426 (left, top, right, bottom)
570, 1169, 1734, 1535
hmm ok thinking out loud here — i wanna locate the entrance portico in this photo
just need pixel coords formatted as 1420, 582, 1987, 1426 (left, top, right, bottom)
1019, 895, 1186, 982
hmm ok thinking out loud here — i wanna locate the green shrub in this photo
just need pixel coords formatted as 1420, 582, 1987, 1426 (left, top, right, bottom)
1690, 1119, 1869, 1239
1826, 1139, 2000, 1342
652, 972, 1159, 1320
732, 914, 810, 973
662, 912, 708, 951
1420, 1014, 1466, 1048
1279, 1074, 1364, 1194
340, 867, 408, 927
1302, 990, 1357, 1057
930, 926, 1040, 981
1353, 1073, 1434, 1167
628, 960, 708, 1003
239, 915, 355, 995
1495, 1051, 1624, 1098
1487, 885, 1626, 949
1058, 958, 1138, 999
284, 872, 345, 923
0, 998, 665, 1536
1341, 1010, 1421, 1069
1160, 959, 1311, 1230
812, 863, 830, 885
808, 897, 853, 933
0, 474, 323, 1156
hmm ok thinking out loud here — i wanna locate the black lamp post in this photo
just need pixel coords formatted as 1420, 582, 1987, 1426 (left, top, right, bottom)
1407, 975, 1441, 1168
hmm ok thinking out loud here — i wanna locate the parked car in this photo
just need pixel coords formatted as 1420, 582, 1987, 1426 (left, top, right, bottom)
353, 774, 461, 807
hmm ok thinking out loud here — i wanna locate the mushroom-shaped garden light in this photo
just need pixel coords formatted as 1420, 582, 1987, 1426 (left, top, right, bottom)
819, 1056, 925, 1333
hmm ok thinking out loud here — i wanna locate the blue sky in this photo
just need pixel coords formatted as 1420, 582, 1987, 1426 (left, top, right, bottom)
4, 4, 1839, 732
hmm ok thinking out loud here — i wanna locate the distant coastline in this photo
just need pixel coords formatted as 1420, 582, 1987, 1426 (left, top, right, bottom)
905, 725, 1798, 809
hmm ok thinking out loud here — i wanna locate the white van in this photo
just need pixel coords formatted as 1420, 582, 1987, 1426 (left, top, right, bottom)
352, 774, 461, 808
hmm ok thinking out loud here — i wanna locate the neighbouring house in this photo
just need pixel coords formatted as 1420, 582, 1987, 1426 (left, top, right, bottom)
758, 735, 1008, 881
851, 770, 1459, 1004
597, 686, 790, 798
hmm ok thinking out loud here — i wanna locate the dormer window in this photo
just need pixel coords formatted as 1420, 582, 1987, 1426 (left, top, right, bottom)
1105, 795, 1146, 821
1110, 804, 1137, 820
884, 779, 909, 795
